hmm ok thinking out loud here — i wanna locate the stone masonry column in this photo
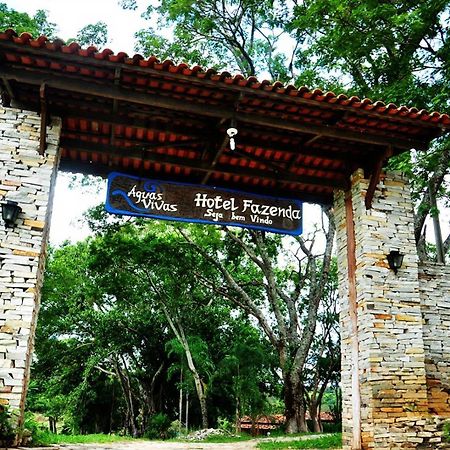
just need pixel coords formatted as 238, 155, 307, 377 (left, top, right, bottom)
0, 106, 61, 429
335, 170, 434, 449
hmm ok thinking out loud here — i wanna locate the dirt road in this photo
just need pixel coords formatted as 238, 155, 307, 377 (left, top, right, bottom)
20, 434, 327, 450
54, 442, 257, 449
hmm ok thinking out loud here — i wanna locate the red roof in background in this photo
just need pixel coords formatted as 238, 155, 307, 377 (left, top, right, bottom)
1, 30, 448, 204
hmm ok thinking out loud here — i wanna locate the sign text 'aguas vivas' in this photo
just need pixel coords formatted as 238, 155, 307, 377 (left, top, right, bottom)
105, 172, 303, 235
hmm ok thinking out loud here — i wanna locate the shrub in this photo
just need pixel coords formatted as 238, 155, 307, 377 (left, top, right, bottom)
444, 421, 450, 443
144, 413, 174, 440
217, 417, 233, 433
21, 412, 52, 446
0, 406, 15, 447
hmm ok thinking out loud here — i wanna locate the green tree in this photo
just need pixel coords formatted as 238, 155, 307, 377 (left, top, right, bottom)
213, 318, 278, 430
0, 3, 56, 37
134, 0, 295, 79
31, 241, 173, 436
180, 217, 336, 433
289, 0, 450, 258
303, 259, 340, 432
87, 221, 227, 429
76, 21, 109, 48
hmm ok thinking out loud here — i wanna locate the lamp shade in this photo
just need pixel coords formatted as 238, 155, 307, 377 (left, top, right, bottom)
387, 250, 404, 274
1, 200, 22, 227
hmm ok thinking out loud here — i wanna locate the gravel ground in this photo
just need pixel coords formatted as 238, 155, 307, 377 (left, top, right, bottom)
18, 434, 327, 450
20, 441, 257, 450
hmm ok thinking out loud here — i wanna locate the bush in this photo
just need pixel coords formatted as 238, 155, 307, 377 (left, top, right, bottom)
217, 417, 233, 433
0, 406, 15, 447
21, 412, 51, 446
444, 421, 450, 443
168, 419, 183, 437
322, 421, 342, 433
144, 413, 174, 440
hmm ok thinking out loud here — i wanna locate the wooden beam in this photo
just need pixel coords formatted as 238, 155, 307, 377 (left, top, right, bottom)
58, 157, 333, 205
201, 134, 229, 184
0, 66, 429, 150
109, 68, 121, 166
56, 109, 370, 164
1, 77, 15, 104
62, 128, 349, 182
0, 40, 444, 133
11, 97, 407, 165
61, 125, 348, 184
16, 99, 211, 141
39, 83, 47, 155
364, 147, 393, 209
345, 190, 362, 450
60, 137, 348, 189
233, 147, 347, 178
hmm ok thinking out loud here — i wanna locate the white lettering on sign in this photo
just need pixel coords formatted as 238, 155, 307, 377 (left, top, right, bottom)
107, 173, 303, 235
193, 193, 239, 211
128, 184, 178, 212
194, 192, 301, 223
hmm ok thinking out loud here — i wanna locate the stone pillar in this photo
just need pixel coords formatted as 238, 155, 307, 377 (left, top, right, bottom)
419, 263, 450, 419
335, 170, 441, 449
0, 106, 61, 427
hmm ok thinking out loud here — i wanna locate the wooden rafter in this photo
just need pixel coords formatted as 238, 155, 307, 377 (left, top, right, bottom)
39, 83, 47, 155
0, 39, 444, 132
61, 138, 348, 189
364, 146, 394, 209
0, 67, 429, 151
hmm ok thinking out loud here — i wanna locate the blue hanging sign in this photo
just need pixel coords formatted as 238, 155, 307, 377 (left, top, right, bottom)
105, 172, 302, 235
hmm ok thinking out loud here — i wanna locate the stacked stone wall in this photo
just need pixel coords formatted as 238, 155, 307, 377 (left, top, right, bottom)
0, 106, 60, 425
419, 263, 450, 419
335, 170, 449, 449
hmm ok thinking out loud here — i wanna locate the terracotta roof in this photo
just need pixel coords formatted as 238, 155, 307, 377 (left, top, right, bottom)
1, 30, 448, 204
239, 412, 334, 430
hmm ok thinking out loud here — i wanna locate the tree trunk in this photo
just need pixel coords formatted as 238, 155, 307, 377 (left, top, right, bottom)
177, 330, 208, 428
48, 417, 57, 434
114, 358, 139, 437
192, 372, 208, 429
235, 394, 241, 434
284, 372, 308, 433
309, 398, 323, 433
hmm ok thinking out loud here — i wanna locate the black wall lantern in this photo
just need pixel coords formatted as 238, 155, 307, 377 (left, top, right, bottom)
387, 250, 404, 274
1, 200, 22, 228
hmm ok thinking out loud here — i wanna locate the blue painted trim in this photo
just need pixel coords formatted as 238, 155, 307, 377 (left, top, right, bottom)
105, 172, 303, 236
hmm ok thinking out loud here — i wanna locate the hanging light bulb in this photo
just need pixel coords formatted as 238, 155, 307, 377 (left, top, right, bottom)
226, 127, 238, 151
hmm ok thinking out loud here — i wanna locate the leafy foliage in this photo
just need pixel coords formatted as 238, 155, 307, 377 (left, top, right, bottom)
134, 0, 450, 258
76, 21, 109, 47
0, 406, 15, 446
0, 3, 56, 37
31, 218, 280, 435
134, 0, 295, 78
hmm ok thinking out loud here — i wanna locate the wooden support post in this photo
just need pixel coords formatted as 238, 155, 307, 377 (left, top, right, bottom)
1, 78, 15, 106
39, 83, 47, 155
365, 147, 393, 209
345, 191, 362, 450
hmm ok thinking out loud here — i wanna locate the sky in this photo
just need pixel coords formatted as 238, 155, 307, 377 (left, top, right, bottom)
5, 0, 149, 244
4, 0, 449, 246
5, 0, 149, 54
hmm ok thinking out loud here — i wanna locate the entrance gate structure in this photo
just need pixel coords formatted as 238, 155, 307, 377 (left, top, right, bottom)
0, 30, 449, 449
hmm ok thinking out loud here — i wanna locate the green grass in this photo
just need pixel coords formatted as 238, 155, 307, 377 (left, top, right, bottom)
31, 431, 136, 446
258, 433, 342, 449
198, 433, 254, 443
